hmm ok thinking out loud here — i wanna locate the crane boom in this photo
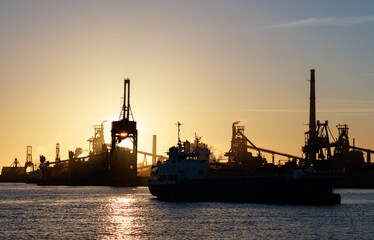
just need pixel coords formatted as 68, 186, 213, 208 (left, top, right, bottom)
246, 145, 304, 160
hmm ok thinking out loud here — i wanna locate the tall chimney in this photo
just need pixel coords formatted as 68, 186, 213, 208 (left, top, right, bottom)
152, 135, 157, 165
309, 69, 316, 137
308, 69, 317, 163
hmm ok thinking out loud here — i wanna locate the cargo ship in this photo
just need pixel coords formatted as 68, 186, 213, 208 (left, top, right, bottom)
148, 122, 342, 204
0, 158, 26, 182
1, 146, 37, 183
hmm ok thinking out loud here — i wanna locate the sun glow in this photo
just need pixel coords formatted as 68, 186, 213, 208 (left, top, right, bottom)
120, 132, 128, 138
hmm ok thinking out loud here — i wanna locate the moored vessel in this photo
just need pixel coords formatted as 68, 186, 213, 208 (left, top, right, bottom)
148, 122, 342, 204
0, 158, 26, 182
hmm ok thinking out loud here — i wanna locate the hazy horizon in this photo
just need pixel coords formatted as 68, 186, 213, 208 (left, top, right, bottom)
1, 0, 374, 167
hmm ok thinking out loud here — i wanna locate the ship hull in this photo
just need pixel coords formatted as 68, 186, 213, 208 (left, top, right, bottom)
38, 149, 138, 186
335, 167, 374, 188
149, 175, 341, 204
0, 175, 26, 182
0, 166, 26, 182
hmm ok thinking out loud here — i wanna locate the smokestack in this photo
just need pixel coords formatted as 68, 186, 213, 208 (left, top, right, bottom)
307, 69, 317, 164
231, 122, 237, 150
309, 69, 316, 137
152, 135, 157, 165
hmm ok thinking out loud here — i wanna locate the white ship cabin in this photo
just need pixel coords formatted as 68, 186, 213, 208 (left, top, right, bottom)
151, 144, 207, 184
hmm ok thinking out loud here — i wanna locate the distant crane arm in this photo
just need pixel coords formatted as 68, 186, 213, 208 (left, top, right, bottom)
246, 145, 304, 160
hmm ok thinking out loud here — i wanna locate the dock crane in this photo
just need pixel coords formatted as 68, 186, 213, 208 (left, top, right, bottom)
111, 79, 138, 153
109, 78, 138, 180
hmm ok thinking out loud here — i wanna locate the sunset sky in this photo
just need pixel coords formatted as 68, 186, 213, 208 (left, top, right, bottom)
1, 0, 374, 167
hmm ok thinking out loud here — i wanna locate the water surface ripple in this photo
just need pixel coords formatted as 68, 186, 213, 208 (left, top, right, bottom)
0, 183, 373, 239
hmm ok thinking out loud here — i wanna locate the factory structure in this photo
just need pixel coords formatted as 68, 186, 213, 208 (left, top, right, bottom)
1, 70, 374, 187
2, 79, 152, 186
221, 70, 374, 187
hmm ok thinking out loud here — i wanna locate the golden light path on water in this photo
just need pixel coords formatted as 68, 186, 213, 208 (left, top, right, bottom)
1, 185, 374, 239
103, 196, 142, 239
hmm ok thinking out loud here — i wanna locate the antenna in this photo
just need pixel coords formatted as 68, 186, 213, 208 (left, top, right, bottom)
175, 121, 183, 142
195, 133, 201, 148
175, 121, 183, 151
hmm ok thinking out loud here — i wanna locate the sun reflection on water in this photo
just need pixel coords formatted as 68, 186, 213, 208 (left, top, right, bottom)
103, 196, 142, 239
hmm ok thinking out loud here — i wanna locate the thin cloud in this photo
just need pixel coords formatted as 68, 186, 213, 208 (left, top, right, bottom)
330, 100, 374, 104
263, 16, 374, 29
194, 108, 374, 114
319, 108, 374, 114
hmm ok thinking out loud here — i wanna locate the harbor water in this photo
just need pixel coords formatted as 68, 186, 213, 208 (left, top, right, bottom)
1, 183, 373, 239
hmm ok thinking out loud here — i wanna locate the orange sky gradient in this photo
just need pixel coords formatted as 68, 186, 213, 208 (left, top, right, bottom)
1, 1, 374, 167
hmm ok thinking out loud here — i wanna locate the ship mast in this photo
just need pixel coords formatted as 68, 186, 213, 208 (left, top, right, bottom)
176, 121, 183, 152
